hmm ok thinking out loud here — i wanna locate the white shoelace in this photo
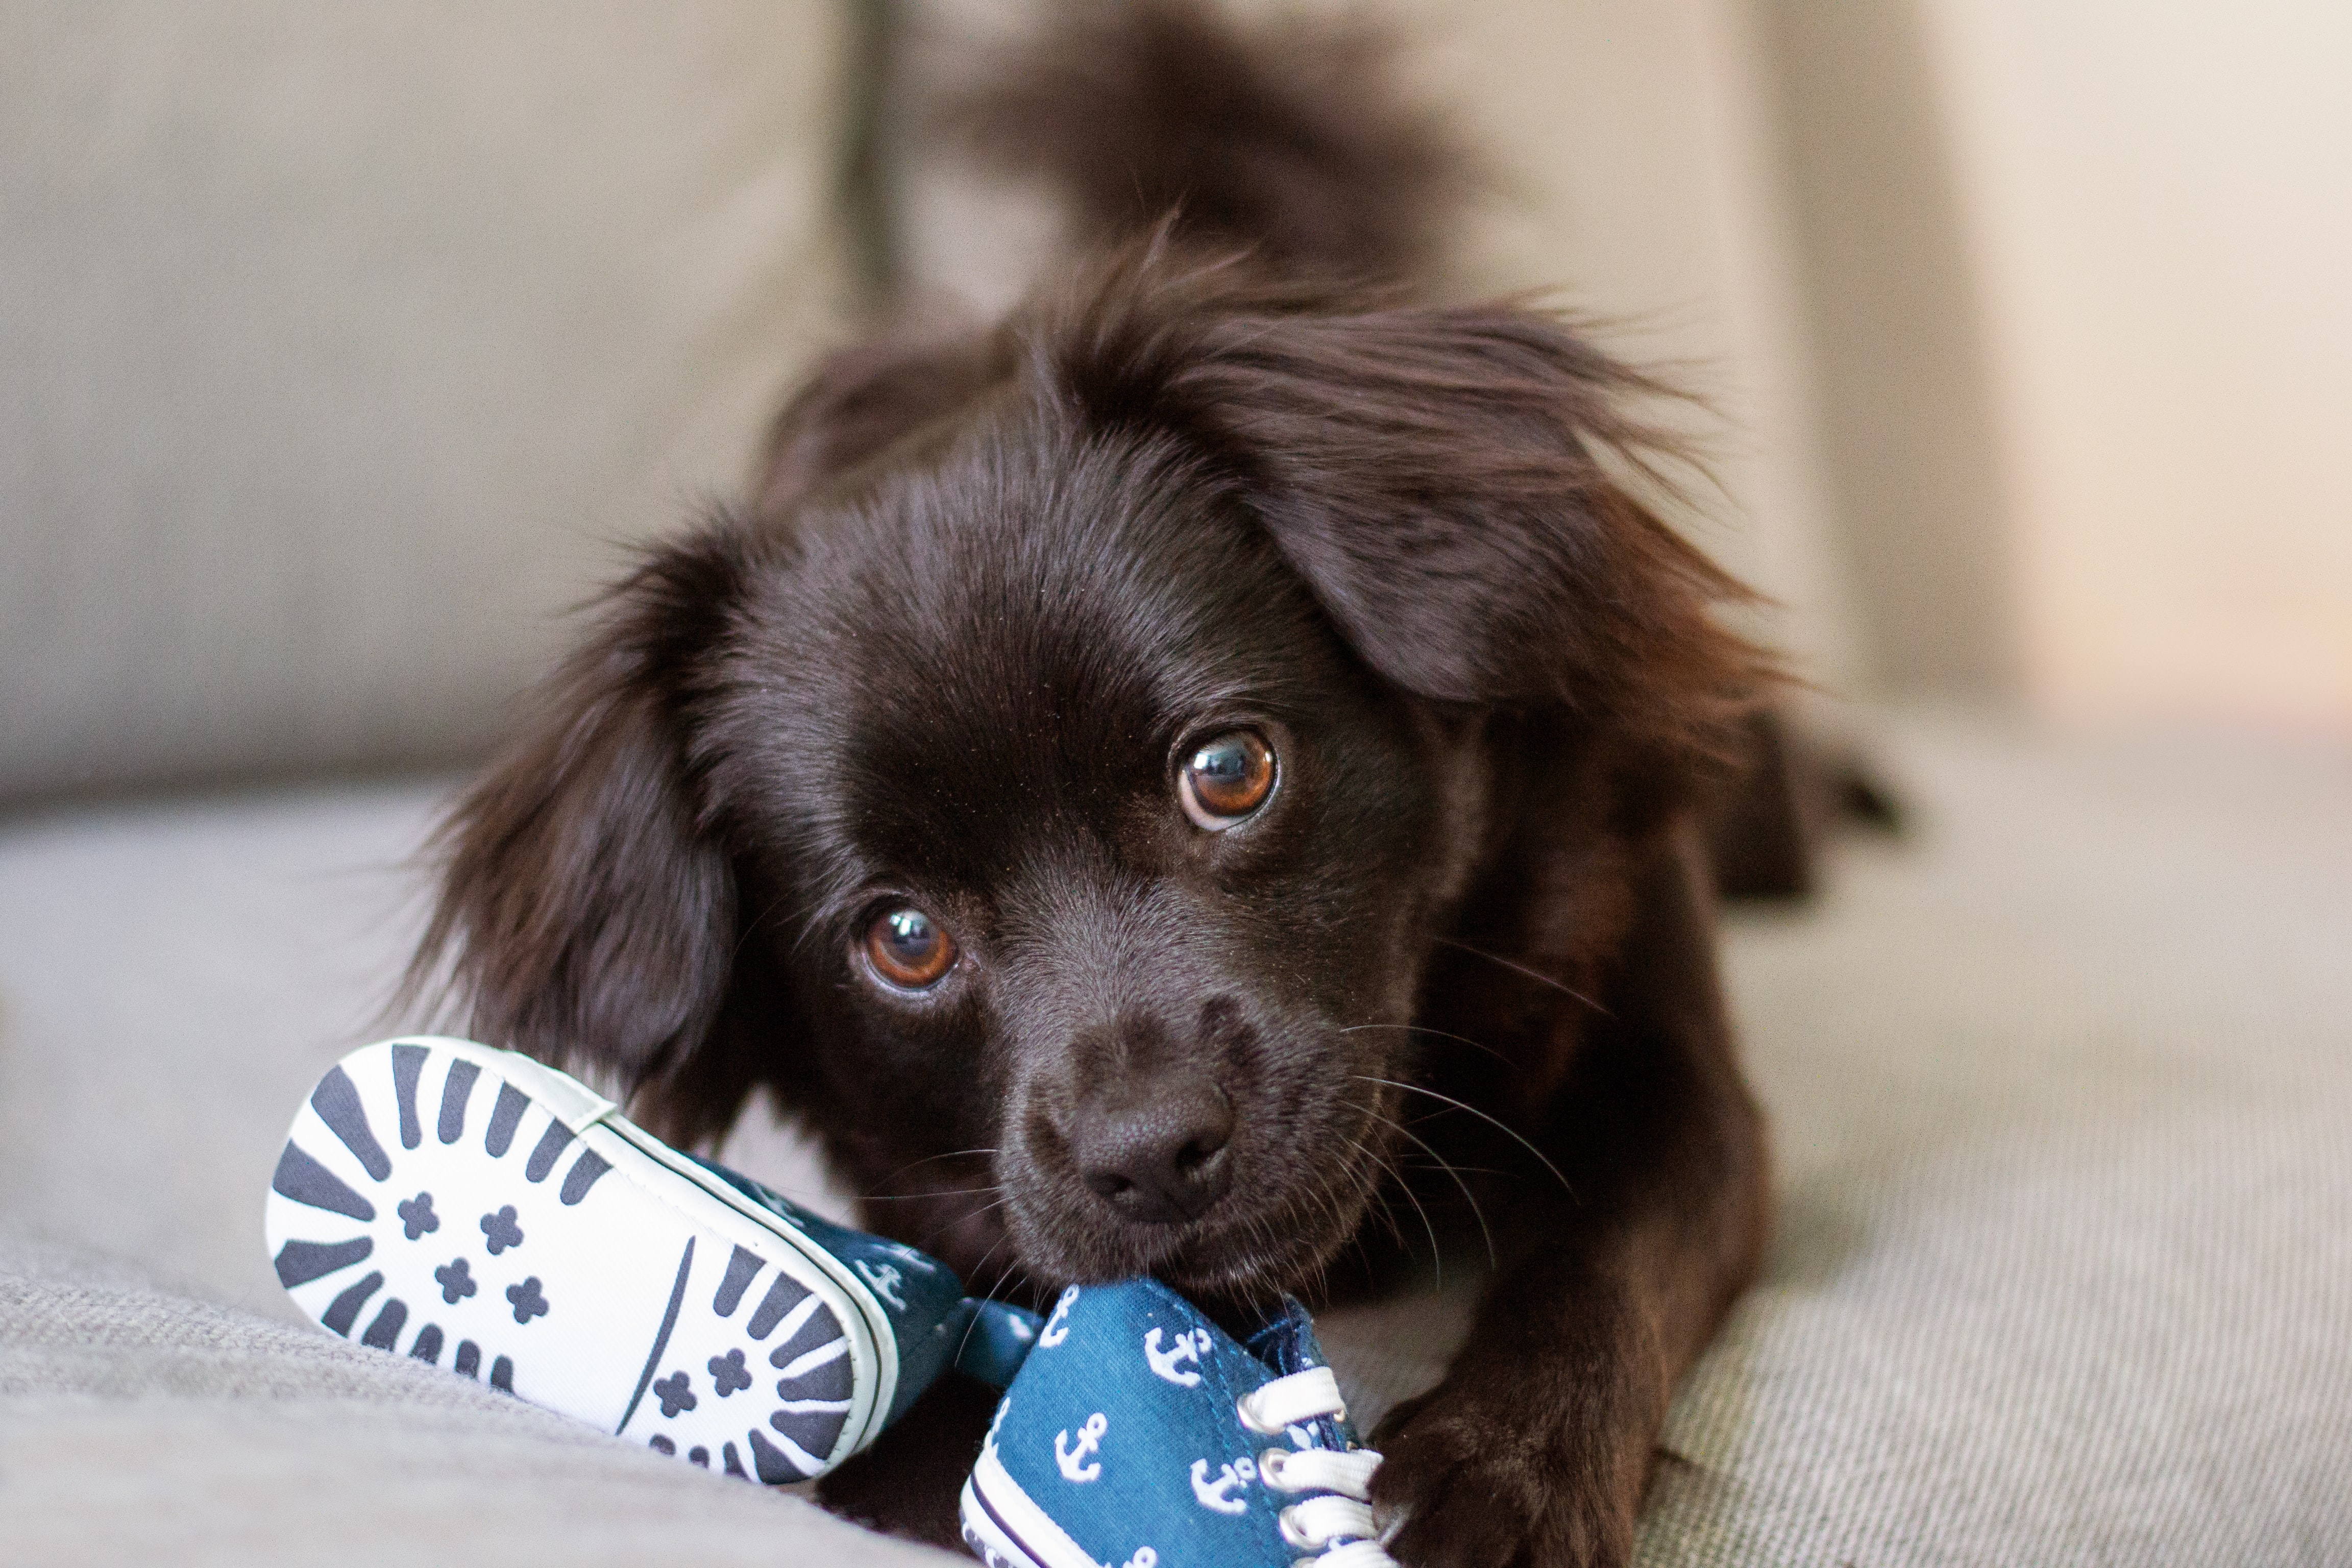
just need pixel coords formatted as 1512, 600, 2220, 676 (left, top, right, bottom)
1236, 1367, 1348, 1434
1235, 1368, 1399, 1566
1278, 1494, 1382, 1550
1259, 1447, 1383, 1497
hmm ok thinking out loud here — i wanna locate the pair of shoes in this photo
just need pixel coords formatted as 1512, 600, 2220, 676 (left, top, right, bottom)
962, 1280, 1398, 1568
264, 1036, 1035, 1481
269, 1041, 1394, 1566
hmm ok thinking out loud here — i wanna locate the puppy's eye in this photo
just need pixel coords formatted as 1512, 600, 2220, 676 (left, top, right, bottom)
1179, 730, 1276, 829
865, 906, 957, 990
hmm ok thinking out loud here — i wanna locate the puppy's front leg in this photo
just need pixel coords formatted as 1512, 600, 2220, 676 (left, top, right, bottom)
1372, 828, 1769, 1568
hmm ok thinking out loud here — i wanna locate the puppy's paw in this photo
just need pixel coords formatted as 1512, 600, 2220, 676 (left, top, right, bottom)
1369, 1364, 1653, 1568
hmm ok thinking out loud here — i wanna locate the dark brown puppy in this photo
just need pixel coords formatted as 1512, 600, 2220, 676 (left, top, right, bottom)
411, 6, 1773, 1564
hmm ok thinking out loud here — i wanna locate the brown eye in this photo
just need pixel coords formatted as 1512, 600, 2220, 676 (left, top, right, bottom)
865, 906, 956, 990
1179, 730, 1276, 829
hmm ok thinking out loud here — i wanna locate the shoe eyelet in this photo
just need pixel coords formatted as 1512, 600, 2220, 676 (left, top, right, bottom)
1237, 1393, 1283, 1435
1260, 1448, 1300, 1490
1278, 1504, 1315, 1550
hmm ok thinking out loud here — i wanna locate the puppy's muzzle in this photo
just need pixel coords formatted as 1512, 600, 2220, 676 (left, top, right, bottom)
1060, 1069, 1235, 1226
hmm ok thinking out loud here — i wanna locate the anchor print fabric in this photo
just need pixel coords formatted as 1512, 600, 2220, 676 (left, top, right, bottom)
963, 1279, 1377, 1568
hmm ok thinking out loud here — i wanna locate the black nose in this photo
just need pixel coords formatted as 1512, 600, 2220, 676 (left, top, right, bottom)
1067, 1078, 1235, 1226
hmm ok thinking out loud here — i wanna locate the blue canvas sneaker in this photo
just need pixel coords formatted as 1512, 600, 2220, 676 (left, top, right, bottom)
961, 1279, 1398, 1568
264, 1037, 1038, 1481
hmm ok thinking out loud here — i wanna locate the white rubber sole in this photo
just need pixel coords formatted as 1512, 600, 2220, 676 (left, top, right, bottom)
960, 1443, 1099, 1568
263, 1036, 897, 1480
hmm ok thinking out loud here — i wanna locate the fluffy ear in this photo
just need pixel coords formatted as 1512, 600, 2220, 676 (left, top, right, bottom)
404, 521, 765, 1143
1049, 262, 1772, 763
751, 317, 1016, 519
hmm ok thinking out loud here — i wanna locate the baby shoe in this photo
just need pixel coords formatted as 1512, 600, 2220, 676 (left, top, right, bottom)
961, 1279, 1397, 1568
265, 1036, 1038, 1481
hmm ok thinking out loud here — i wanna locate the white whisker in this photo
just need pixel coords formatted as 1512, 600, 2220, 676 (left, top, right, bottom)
1353, 1074, 1578, 1203
1361, 1105, 1498, 1269
1433, 937, 1609, 1016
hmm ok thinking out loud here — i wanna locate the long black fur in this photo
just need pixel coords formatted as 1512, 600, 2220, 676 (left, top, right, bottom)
409, 6, 1777, 1563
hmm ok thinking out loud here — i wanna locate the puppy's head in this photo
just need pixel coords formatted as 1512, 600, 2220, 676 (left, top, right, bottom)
411, 252, 1760, 1300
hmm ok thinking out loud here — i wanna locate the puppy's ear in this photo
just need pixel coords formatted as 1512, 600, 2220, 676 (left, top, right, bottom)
752, 318, 1016, 518
1059, 273, 1771, 762
405, 520, 764, 1143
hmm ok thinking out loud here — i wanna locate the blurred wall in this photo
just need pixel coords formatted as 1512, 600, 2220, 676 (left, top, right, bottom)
1918, 0, 2352, 729
1763, 0, 2352, 729
1754, 0, 2018, 701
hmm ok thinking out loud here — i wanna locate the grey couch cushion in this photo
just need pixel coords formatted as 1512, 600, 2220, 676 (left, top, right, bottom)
1638, 721, 2352, 1566
1, 4, 853, 801
0, 1236, 954, 1566
2, 714, 2347, 1562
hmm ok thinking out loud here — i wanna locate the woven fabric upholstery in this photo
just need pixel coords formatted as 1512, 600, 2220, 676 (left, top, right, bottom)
0, 1235, 952, 1566
1633, 719, 2352, 1566
1, 4, 852, 801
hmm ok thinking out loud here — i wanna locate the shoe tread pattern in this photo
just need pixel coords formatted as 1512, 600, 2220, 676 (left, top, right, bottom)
265, 1040, 860, 1481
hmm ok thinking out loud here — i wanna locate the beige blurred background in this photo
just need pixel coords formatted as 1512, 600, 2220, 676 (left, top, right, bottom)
1915, 0, 2352, 728
1396, 0, 2350, 728
4, 0, 2347, 807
